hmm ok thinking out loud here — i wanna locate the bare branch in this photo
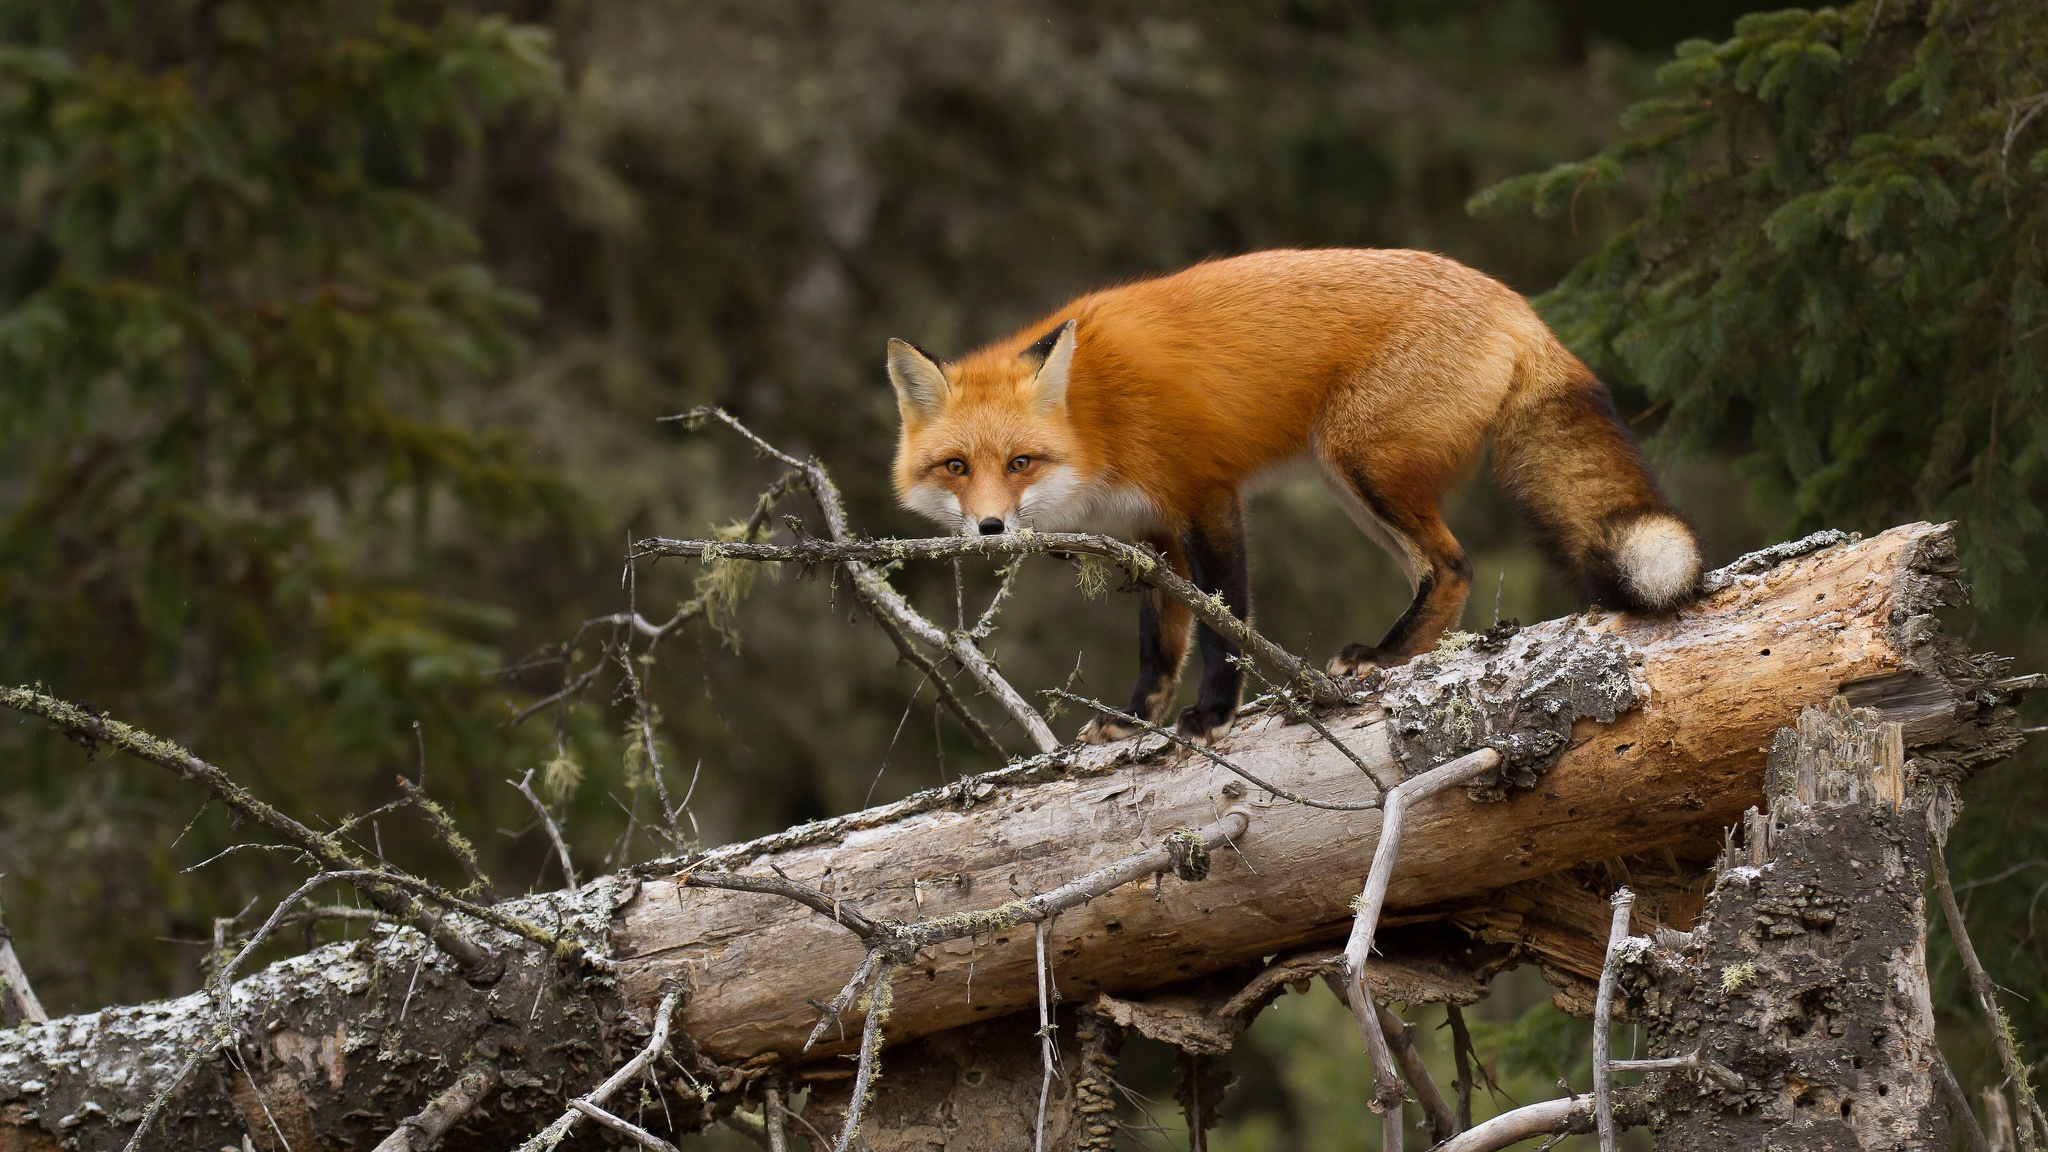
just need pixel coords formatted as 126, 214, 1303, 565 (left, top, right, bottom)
892, 811, 1251, 951
0, 889, 46, 1027
1435, 1096, 1591, 1152
512, 769, 578, 889
666, 406, 1065, 750
688, 812, 1251, 965
397, 775, 499, 903
1593, 887, 1636, 1152
804, 950, 886, 1056
1337, 746, 1504, 1152
1047, 691, 1380, 811
1934, 1052, 1992, 1152
1931, 841, 2046, 1149
1377, 1003, 1460, 1143
852, 578, 1007, 756
518, 987, 686, 1152
372, 1063, 500, 1152
1034, 918, 1058, 1152
835, 959, 896, 1152
0, 686, 503, 981
763, 1074, 793, 1152
1607, 1051, 1742, 1090
682, 870, 885, 943
567, 1100, 681, 1152
1448, 1003, 1477, 1129
637, 528, 1345, 707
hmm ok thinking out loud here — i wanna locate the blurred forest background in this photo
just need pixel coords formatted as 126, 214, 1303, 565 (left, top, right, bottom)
1, 0, 2043, 1148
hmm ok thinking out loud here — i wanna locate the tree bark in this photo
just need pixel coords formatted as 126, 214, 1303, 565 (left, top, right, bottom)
0, 523, 2024, 1151
1621, 699, 1951, 1149
612, 523, 2014, 1063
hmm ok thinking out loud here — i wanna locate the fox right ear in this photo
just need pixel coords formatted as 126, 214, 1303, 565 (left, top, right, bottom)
886, 339, 949, 421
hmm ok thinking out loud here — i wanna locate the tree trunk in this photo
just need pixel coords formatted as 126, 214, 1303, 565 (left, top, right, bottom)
1622, 699, 1949, 1149
0, 523, 2024, 1151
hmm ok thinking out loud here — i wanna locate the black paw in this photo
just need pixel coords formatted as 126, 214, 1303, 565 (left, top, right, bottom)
1175, 702, 1236, 748
1327, 643, 1388, 677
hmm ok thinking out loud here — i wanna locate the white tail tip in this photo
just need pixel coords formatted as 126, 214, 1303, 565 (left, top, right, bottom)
1616, 516, 1701, 609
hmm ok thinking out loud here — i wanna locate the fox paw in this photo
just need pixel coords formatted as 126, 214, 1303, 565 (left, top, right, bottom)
1175, 703, 1236, 748
1079, 715, 1144, 745
1326, 643, 1388, 678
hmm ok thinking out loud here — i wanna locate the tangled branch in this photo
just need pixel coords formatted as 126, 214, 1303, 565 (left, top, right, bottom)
0, 685, 506, 982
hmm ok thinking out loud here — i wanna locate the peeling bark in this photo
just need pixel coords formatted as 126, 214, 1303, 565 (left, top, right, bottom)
0, 884, 654, 1152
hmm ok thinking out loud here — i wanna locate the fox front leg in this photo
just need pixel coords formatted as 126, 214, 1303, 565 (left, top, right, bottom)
1175, 498, 1250, 746
1079, 541, 1192, 745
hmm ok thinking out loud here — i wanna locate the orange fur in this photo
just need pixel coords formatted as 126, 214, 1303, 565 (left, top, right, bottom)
888, 248, 1700, 738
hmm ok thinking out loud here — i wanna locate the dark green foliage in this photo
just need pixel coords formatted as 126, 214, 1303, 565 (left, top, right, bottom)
1472, 0, 2048, 601
1475, 0, 2048, 1110
0, 0, 575, 1005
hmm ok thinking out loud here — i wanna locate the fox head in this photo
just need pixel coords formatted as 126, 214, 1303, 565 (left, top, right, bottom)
888, 320, 1084, 536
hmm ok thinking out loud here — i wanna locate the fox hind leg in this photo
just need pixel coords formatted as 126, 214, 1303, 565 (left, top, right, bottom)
1324, 470, 1472, 676
1079, 538, 1193, 744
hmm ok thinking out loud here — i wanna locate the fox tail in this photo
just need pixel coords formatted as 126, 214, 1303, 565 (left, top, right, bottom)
1491, 336, 1703, 611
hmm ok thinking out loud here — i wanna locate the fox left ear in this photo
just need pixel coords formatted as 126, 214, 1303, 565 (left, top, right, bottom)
1022, 319, 1077, 410
887, 338, 950, 422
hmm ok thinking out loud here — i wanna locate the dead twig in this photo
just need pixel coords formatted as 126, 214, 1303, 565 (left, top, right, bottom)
687, 812, 1251, 966
667, 407, 1065, 750
638, 525, 1344, 709
763, 1074, 792, 1152
683, 870, 885, 943
518, 987, 686, 1152
1035, 917, 1061, 1152
0, 888, 46, 1027
856, 585, 1007, 756
1932, 841, 2046, 1150
1448, 1003, 1477, 1128
835, 958, 896, 1152
1593, 887, 1636, 1152
0, 686, 503, 981
372, 1063, 501, 1152
1047, 690, 1379, 811
1338, 746, 1504, 1152
512, 769, 578, 889
397, 775, 499, 903
1434, 1096, 1591, 1152
804, 951, 887, 1056
1377, 1003, 1460, 1143
1607, 1051, 1742, 1089
567, 1100, 681, 1152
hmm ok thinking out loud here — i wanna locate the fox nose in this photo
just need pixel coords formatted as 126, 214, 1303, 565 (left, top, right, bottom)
977, 517, 1005, 536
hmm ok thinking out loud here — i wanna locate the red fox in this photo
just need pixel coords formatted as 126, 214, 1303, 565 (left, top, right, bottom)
886, 249, 1702, 745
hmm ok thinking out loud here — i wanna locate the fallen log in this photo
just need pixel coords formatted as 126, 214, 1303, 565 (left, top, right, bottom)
613, 522, 2018, 1065
0, 522, 2024, 1151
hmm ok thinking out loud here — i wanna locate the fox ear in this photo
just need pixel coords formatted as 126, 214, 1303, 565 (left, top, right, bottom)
1022, 319, 1077, 410
887, 338, 949, 421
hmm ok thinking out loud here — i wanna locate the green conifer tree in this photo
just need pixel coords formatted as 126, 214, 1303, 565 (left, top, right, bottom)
1473, 0, 2046, 600
0, 0, 574, 1006
1474, 0, 2048, 1085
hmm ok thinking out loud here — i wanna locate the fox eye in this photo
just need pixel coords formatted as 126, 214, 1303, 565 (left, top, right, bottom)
1008, 455, 1031, 473
943, 458, 967, 476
